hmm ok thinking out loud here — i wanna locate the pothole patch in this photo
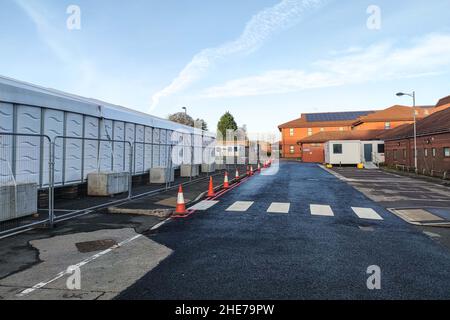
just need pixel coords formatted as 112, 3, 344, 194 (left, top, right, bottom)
75, 239, 118, 253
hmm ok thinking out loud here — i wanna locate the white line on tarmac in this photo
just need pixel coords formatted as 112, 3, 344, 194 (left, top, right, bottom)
16, 234, 143, 297
267, 202, 290, 214
188, 200, 219, 211
310, 204, 334, 217
352, 207, 383, 220
16, 217, 173, 298
226, 201, 254, 212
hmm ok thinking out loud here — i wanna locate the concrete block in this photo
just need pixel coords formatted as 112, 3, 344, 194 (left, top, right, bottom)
0, 182, 38, 222
180, 165, 200, 177
87, 172, 129, 196
201, 163, 216, 173
150, 167, 174, 184
215, 163, 226, 170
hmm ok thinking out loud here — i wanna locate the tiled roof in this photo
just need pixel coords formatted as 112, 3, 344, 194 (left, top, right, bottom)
278, 117, 357, 129
298, 130, 385, 144
437, 95, 450, 107
352, 105, 434, 125
382, 107, 450, 141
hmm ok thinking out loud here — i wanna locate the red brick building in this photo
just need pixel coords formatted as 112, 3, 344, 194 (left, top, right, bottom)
298, 130, 385, 163
278, 111, 374, 159
351, 105, 435, 131
382, 106, 450, 177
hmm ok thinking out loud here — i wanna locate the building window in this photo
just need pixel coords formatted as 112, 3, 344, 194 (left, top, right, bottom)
333, 144, 343, 154
424, 110, 430, 115
289, 145, 295, 154
377, 144, 385, 153
289, 128, 294, 136
339, 127, 344, 131
432, 148, 436, 157
320, 128, 324, 132
444, 147, 450, 157
307, 128, 313, 136
424, 149, 428, 157
403, 149, 407, 159
385, 122, 391, 130
393, 149, 397, 160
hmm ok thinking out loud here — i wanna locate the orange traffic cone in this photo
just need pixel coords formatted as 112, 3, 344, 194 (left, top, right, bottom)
257, 162, 261, 171
175, 185, 186, 214
235, 168, 240, 180
246, 166, 250, 176
250, 165, 254, 176
208, 176, 215, 197
223, 172, 229, 189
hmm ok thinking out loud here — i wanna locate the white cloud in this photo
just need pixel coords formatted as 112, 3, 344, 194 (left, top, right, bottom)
150, 0, 325, 110
200, 33, 450, 98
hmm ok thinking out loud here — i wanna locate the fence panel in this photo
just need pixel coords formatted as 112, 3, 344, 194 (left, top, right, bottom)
0, 133, 52, 238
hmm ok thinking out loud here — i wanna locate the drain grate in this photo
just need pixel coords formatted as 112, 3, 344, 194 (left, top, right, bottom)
75, 239, 117, 253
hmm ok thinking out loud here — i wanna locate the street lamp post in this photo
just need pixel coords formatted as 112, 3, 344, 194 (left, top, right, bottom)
182, 107, 187, 115
396, 91, 417, 172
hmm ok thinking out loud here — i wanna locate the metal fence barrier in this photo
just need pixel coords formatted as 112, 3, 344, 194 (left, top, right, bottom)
0, 133, 52, 238
0, 131, 258, 239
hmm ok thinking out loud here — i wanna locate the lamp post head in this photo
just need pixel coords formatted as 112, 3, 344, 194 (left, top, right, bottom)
396, 92, 405, 97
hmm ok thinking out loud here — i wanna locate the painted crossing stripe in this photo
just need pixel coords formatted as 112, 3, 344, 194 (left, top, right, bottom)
267, 202, 290, 214
226, 201, 254, 212
188, 200, 219, 211
310, 204, 334, 217
352, 207, 383, 220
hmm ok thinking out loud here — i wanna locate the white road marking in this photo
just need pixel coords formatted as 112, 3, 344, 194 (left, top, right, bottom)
226, 201, 254, 212
16, 229, 158, 297
310, 204, 334, 217
352, 207, 383, 220
188, 200, 219, 211
267, 202, 290, 214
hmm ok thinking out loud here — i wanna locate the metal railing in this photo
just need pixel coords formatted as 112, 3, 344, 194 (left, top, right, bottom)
0, 132, 52, 238
0, 132, 259, 239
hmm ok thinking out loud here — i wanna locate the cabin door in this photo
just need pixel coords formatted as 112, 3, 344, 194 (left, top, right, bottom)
364, 144, 373, 162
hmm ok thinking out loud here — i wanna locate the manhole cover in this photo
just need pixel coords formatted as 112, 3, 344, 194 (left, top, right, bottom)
75, 239, 117, 253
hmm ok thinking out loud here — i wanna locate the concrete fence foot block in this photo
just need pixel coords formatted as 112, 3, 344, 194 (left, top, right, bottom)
150, 168, 175, 184
87, 172, 129, 196
0, 182, 38, 222
180, 165, 200, 177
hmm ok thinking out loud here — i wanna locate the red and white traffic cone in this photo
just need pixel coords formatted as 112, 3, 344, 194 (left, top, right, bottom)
246, 166, 250, 176
250, 165, 254, 176
257, 162, 261, 171
235, 168, 240, 180
223, 172, 229, 189
175, 185, 186, 214
207, 176, 215, 197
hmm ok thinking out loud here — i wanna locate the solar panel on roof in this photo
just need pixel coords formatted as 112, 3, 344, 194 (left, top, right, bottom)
305, 111, 374, 122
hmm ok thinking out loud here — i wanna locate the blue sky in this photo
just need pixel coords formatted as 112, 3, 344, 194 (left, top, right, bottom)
1, 0, 450, 137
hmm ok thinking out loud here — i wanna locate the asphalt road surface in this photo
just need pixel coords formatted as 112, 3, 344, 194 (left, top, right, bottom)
117, 161, 450, 300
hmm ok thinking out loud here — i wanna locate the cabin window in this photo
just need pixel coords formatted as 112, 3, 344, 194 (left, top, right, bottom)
377, 144, 385, 153
333, 144, 343, 154
444, 147, 450, 157
289, 128, 294, 136
385, 122, 391, 129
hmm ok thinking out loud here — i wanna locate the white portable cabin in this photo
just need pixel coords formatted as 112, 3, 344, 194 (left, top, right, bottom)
324, 140, 385, 165
0, 76, 216, 189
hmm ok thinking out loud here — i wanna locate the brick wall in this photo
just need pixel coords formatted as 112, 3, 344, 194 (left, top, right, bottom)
385, 132, 450, 176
